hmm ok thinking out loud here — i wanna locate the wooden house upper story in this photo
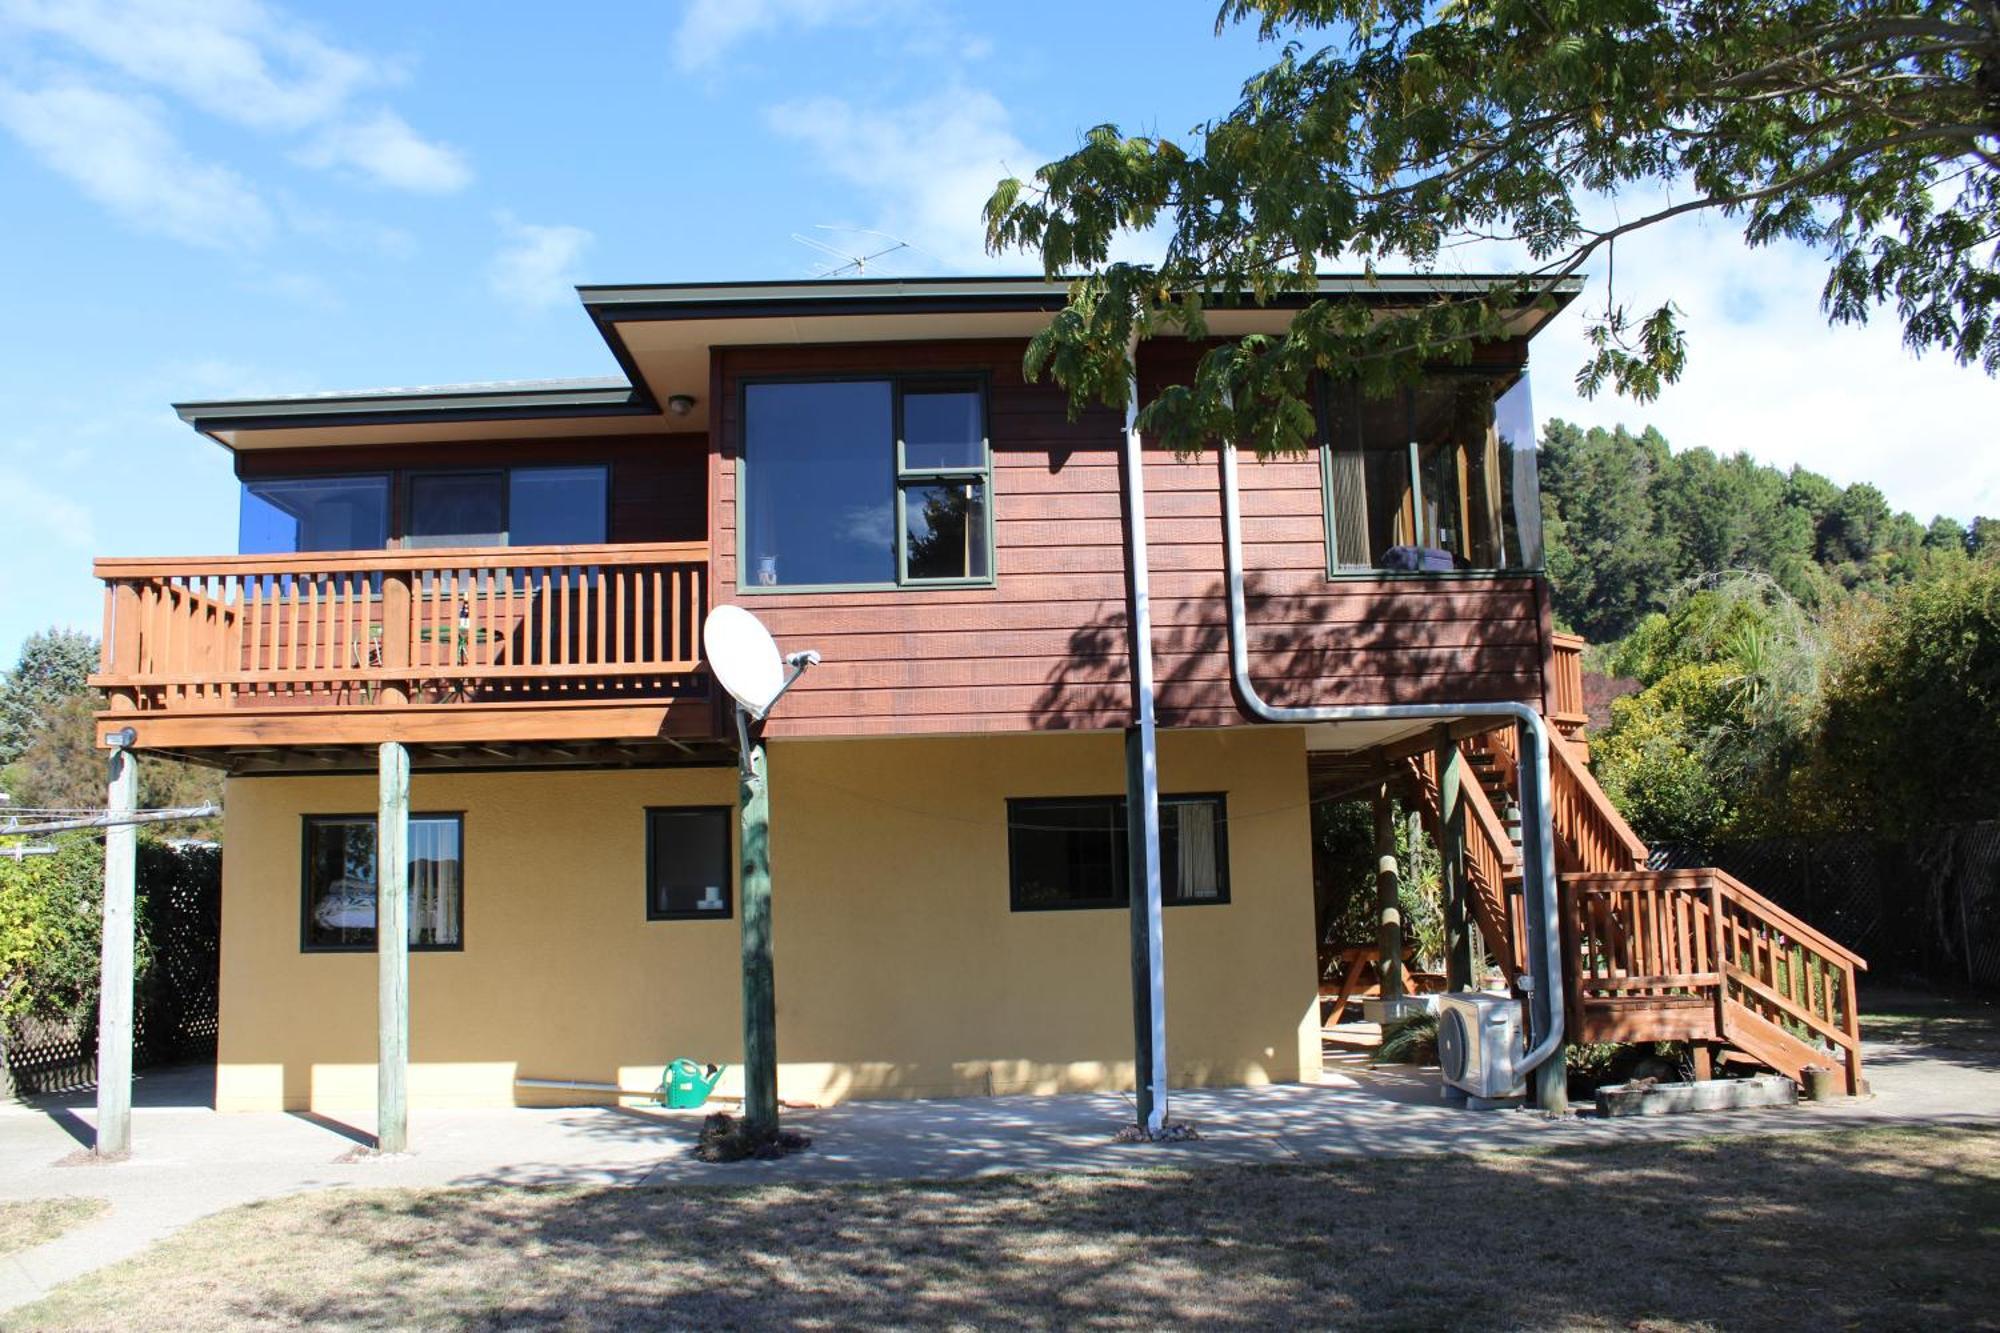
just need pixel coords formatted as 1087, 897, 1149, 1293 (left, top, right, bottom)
91, 276, 1588, 772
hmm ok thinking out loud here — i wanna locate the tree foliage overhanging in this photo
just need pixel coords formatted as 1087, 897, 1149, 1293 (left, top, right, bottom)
984, 0, 1999, 452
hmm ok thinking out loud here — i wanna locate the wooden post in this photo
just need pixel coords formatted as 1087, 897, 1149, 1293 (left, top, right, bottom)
1374, 784, 1404, 1002
1435, 728, 1475, 991
94, 744, 137, 1158
376, 741, 410, 1154
739, 735, 778, 1138
379, 571, 411, 706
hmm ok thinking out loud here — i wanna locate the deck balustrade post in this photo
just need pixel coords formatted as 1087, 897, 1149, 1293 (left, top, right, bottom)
107, 583, 140, 713
380, 571, 411, 706
377, 741, 410, 1154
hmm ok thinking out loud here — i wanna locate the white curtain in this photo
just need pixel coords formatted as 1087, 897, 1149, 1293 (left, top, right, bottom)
408, 818, 462, 946
1174, 802, 1220, 900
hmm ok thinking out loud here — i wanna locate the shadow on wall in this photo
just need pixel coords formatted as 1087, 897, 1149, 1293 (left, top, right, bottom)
1034, 573, 1544, 726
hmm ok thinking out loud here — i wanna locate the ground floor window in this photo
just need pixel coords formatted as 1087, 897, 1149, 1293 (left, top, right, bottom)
1007, 794, 1229, 911
301, 814, 463, 951
646, 806, 733, 920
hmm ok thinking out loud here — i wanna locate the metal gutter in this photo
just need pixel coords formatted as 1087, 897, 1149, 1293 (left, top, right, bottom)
1215, 441, 1567, 1097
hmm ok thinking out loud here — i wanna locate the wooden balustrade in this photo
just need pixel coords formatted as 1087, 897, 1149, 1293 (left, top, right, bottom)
1549, 631, 1588, 743
1562, 868, 1867, 1091
1407, 751, 1523, 983
93, 543, 710, 729
1473, 724, 1646, 873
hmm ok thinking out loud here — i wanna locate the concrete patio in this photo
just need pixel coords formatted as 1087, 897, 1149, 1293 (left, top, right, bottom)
5, 1017, 1998, 1314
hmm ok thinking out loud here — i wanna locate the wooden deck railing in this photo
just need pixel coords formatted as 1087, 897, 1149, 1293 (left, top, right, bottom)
1549, 631, 1588, 743
1408, 751, 1524, 983
1562, 868, 1867, 1092
1474, 725, 1647, 873
94, 542, 709, 718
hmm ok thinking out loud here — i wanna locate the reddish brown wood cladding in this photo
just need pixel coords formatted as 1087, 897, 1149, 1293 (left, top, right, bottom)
236, 433, 707, 544
713, 338, 1551, 740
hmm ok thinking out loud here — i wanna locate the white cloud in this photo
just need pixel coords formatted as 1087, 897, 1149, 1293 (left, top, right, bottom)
487, 213, 593, 311
1513, 212, 2000, 524
672, 0, 907, 72
0, 0, 377, 131
765, 89, 1039, 271
0, 465, 98, 551
295, 109, 471, 193
0, 80, 273, 249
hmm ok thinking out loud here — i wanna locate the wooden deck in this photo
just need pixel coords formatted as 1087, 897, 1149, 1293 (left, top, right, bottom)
90, 542, 717, 755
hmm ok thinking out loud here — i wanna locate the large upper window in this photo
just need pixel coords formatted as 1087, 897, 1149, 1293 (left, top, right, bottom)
302, 814, 463, 952
1321, 372, 1543, 574
1007, 795, 1229, 911
242, 475, 391, 554
741, 378, 991, 589
240, 465, 606, 554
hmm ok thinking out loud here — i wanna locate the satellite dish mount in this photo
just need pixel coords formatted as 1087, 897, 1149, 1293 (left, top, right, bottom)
701, 605, 822, 1147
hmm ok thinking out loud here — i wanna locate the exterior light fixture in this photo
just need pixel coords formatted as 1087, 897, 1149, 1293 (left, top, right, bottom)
666, 393, 697, 417
104, 726, 138, 750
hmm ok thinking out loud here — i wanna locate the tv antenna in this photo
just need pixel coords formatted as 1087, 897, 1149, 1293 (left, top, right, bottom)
790, 225, 913, 277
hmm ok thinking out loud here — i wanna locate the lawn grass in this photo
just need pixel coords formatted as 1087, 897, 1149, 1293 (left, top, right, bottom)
0, 1198, 107, 1259
11, 1126, 1999, 1330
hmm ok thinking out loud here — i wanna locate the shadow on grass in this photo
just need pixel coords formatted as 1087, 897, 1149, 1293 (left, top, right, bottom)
33, 1127, 2000, 1331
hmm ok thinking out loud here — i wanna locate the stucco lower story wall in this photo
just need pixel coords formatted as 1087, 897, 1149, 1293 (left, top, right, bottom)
215, 728, 1320, 1112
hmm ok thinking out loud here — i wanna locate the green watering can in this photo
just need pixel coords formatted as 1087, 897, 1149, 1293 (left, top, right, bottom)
661, 1058, 725, 1109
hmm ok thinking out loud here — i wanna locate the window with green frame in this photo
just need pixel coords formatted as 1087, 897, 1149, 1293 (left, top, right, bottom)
740, 377, 992, 590
1320, 370, 1544, 575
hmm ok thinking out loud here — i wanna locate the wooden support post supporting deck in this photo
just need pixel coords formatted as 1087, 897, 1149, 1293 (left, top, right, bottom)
1435, 727, 1475, 992
94, 744, 137, 1158
1374, 784, 1404, 1002
377, 741, 410, 1154
738, 738, 778, 1138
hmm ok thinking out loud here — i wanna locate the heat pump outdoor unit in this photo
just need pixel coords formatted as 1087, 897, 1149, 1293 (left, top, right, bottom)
1436, 992, 1528, 1106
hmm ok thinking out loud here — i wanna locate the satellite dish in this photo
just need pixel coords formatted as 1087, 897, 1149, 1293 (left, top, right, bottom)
704, 605, 787, 719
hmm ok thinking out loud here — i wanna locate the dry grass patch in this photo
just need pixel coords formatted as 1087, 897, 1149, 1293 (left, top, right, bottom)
10, 1126, 2000, 1330
0, 1198, 107, 1258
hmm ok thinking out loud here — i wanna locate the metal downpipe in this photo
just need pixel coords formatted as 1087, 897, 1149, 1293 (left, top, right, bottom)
1216, 442, 1566, 1082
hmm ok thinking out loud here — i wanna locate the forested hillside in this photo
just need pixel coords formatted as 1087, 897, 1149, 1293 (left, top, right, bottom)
1541, 421, 2000, 847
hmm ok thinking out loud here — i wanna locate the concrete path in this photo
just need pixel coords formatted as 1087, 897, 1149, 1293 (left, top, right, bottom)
4, 1024, 1997, 1314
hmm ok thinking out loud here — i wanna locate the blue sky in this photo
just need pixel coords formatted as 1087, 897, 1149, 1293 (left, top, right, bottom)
2, 0, 1996, 664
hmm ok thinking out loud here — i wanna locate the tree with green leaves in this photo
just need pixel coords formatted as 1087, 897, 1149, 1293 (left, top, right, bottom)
0, 629, 96, 765
1539, 420, 1675, 639
984, 0, 1998, 451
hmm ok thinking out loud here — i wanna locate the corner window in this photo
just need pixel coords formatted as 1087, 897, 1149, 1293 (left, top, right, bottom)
242, 475, 390, 554
742, 377, 992, 590
1007, 795, 1229, 911
646, 807, 733, 920
1321, 372, 1543, 574
302, 814, 463, 952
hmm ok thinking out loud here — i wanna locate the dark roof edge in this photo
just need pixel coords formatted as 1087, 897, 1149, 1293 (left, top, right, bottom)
173, 381, 653, 432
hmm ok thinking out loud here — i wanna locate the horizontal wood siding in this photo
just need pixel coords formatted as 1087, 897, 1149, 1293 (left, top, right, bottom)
237, 433, 707, 544
715, 339, 1549, 739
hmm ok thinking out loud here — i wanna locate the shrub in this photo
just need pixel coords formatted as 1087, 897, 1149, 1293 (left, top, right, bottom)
1373, 1011, 1440, 1066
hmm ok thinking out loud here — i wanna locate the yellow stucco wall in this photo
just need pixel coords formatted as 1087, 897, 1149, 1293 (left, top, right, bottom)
215, 727, 1320, 1112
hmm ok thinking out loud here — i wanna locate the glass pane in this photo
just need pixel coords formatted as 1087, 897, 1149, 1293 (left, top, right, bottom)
1325, 388, 1417, 570
408, 472, 505, 549
303, 817, 376, 949
302, 816, 462, 950
408, 817, 463, 948
649, 809, 732, 917
903, 481, 988, 581
1009, 799, 1126, 909
510, 466, 607, 546
241, 476, 389, 554
1495, 374, 1544, 569
902, 388, 984, 471
743, 381, 896, 586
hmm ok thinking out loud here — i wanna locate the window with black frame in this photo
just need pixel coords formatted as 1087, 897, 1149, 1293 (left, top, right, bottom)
238, 465, 607, 554
645, 807, 733, 920
741, 377, 992, 589
1007, 795, 1229, 911
301, 813, 463, 951
1321, 372, 1543, 574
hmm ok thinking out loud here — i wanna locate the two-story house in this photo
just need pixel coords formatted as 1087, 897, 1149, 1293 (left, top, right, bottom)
91, 276, 1867, 1128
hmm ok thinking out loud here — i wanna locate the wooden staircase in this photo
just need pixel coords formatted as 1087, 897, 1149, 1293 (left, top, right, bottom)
1407, 727, 1868, 1094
